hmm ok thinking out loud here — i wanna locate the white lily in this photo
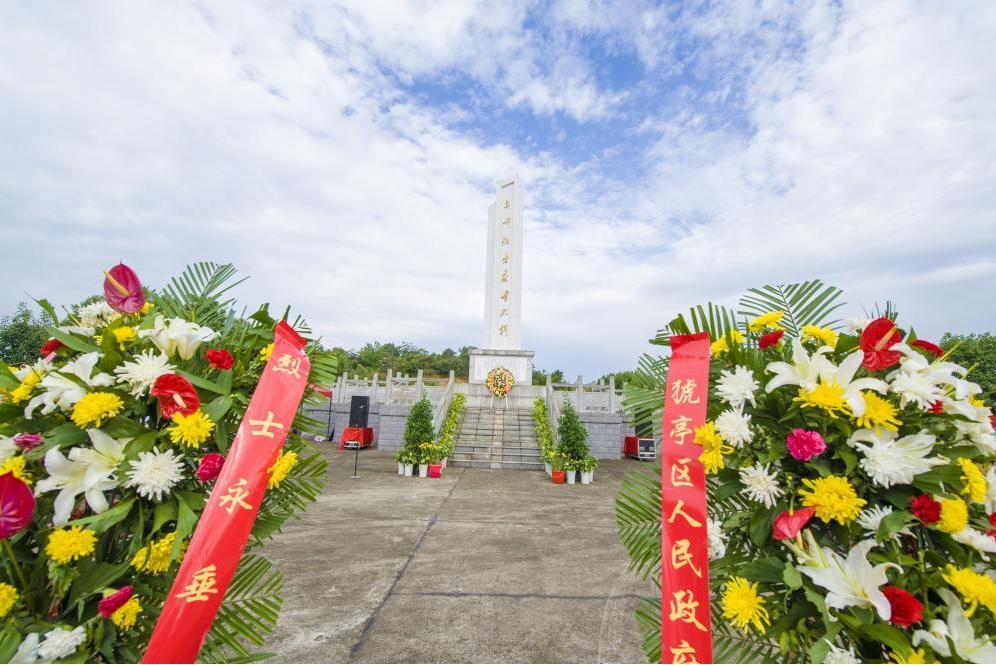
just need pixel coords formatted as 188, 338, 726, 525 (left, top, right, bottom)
24, 352, 113, 418
0, 435, 16, 463
888, 343, 980, 409
765, 339, 835, 392
986, 465, 996, 514
847, 429, 947, 487
816, 350, 888, 417
792, 534, 898, 621
35, 446, 117, 525
913, 589, 996, 663
952, 527, 996, 556
71, 429, 129, 486
952, 415, 996, 455
139, 316, 217, 360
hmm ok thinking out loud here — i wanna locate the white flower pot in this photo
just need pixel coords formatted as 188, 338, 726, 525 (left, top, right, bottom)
544, 462, 552, 476
398, 462, 405, 476
441, 457, 447, 468
403, 463, 414, 477
580, 470, 593, 485
566, 471, 576, 485
418, 464, 429, 478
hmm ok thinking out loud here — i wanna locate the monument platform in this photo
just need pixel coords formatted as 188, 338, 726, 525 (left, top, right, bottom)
468, 347, 534, 385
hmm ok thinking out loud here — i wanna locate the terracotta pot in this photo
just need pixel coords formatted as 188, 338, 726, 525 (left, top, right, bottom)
428, 463, 443, 478
551, 470, 566, 484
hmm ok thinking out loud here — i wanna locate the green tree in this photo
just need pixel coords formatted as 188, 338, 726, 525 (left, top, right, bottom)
557, 400, 590, 461
403, 393, 435, 447
941, 332, 996, 403
0, 302, 53, 366
597, 370, 640, 386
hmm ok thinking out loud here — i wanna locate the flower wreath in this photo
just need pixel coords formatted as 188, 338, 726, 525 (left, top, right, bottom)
485, 366, 515, 398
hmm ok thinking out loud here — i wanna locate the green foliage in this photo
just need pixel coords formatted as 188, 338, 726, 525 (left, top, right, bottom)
437, 392, 466, 457
941, 331, 996, 403
533, 398, 556, 463
739, 279, 845, 337
578, 455, 599, 472
0, 302, 54, 366
402, 393, 434, 453
330, 341, 471, 379
557, 400, 589, 461
622, 354, 669, 440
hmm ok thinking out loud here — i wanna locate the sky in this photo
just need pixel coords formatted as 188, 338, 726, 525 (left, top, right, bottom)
1, 1, 995, 378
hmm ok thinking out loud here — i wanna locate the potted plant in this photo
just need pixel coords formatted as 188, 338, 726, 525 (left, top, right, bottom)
420, 442, 445, 478
579, 455, 599, 484
550, 451, 566, 484
563, 456, 580, 484
399, 448, 415, 476
395, 449, 406, 475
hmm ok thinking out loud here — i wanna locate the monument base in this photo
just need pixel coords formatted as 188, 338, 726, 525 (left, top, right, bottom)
468, 348, 534, 385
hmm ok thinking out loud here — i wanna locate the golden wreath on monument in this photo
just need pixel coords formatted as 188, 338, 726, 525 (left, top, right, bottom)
485, 367, 515, 398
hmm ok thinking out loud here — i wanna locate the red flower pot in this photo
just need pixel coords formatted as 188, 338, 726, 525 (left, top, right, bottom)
428, 463, 443, 478
551, 470, 566, 484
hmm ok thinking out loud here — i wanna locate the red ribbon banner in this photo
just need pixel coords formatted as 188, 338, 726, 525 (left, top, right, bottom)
142, 321, 311, 663
660, 332, 712, 664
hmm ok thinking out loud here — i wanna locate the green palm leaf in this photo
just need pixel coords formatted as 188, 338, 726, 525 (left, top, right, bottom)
738, 279, 844, 337
651, 302, 739, 346
158, 262, 249, 328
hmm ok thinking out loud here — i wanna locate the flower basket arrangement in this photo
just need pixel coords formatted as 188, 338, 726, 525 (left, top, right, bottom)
0, 262, 336, 663
485, 367, 515, 403
617, 280, 996, 663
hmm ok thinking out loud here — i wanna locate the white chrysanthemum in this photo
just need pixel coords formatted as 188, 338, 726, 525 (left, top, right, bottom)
715, 408, 752, 447
952, 527, 996, 556
844, 318, 870, 334
77, 301, 118, 328
848, 429, 946, 488
738, 462, 783, 508
114, 349, 175, 396
857, 505, 911, 541
953, 417, 996, 455
707, 516, 727, 560
125, 448, 184, 501
887, 343, 980, 409
37, 626, 86, 661
716, 365, 759, 409
823, 642, 861, 664
12, 633, 40, 663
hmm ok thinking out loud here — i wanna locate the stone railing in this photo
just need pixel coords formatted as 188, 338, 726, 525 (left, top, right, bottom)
431, 372, 457, 432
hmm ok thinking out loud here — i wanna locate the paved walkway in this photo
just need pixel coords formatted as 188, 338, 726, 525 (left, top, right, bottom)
263, 448, 652, 663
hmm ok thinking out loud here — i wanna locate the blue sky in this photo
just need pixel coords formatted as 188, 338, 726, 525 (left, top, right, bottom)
1, 1, 995, 378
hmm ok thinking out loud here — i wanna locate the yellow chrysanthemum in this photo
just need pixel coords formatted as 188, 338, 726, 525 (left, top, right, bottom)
800, 324, 839, 348
854, 392, 902, 433
799, 475, 866, 524
259, 343, 274, 361
795, 380, 851, 418
71, 391, 123, 428
0, 582, 18, 618
111, 596, 143, 629
710, 330, 745, 357
112, 326, 137, 348
748, 310, 784, 332
9, 369, 42, 404
942, 565, 996, 617
268, 450, 298, 489
891, 648, 929, 664
721, 577, 770, 632
694, 422, 733, 474
958, 458, 987, 504
937, 497, 969, 534
46, 526, 97, 565
131, 532, 180, 574
167, 410, 215, 448
0, 455, 32, 484
140, 302, 152, 315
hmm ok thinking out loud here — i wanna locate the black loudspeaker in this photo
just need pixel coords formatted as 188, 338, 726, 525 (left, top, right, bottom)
349, 395, 370, 428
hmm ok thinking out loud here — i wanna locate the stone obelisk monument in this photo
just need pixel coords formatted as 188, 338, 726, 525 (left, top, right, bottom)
469, 176, 534, 387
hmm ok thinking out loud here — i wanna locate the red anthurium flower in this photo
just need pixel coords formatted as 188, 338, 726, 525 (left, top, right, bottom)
0, 472, 36, 539
859, 317, 903, 370
98, 586, 134, 618
103, 263, 145, 314
772, 507, 816, 540
39, 338, 64, 357
196, 453, 225, 482
150, 374, 200, 419
13, 433, 43, 451
205, 348, 235, 370
882, 586, 923, 627
911, 494, 942, 524
910, 339, 943, 358
759, 330, 784, 349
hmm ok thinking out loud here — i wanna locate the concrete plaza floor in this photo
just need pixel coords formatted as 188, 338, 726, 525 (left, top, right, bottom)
263, 447, 653, 663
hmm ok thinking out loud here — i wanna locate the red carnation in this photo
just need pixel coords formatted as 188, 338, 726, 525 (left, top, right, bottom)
882, 586, 923, 627
910, 339, 943, 358
989, 513, 996, 527
0, 472, 36, 540
911, 494, 942, 525
205, 348, 234, 370
772, 507, 816, 541
860, 317, 903, 371
103, 263, 145, 314
98, 586, 134, 618
759, 330, 784, 349
988, 529, 996, 540
196, 453, 225, 482
150, 374, 200, 419
39, 338, 64, 357
928, 401, 944, 414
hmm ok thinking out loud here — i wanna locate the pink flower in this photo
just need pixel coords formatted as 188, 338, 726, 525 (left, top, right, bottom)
98, 586, 134, 618
786, 428, 826, 461
12, 433, 43, 451
103, 263, 145, 314
772, 507, 816, 540
0, 473, 35, 540
196, 453, 225, 482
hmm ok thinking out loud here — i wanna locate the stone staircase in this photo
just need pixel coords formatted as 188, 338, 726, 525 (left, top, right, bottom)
448, 407, 543, 471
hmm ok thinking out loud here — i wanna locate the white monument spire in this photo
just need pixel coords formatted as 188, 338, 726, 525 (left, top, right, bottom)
483, 176, 523, 350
